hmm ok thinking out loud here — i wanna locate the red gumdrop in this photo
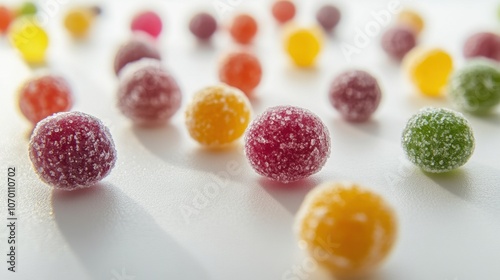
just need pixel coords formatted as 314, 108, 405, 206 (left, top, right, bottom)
272, 0, 296, 24
0, 5, 13, 33
113, 33, 161, 76
117, 60, 182, 125
29, 111, 117, 190
131, 11, 163, 38
229, 14, 258, 44
219, 51, 262, 95
18, 75, 73, 125
381, 25, 417, 60
463, 32, 500, 62
245, 106, 331, 183
189, 12, 217, 40
329, 70, 382, 122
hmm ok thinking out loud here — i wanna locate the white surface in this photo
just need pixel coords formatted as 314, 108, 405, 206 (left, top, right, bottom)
1, 0, 500, 279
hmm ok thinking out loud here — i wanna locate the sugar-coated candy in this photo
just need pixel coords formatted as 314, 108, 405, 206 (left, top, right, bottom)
131, 11, 163, 39
448, 60, 500, 114
397, 9, 424, 34
402, 107, 475, 173
219, 51, 262, 96
0, 6, 13, 33
381, 25, 417, 60
271, 0, 296, 24
117, 60, 182, 125
463, 32, 500, 62
8, 17, 49, 64
404, 48, 453, 97
113, 33, 161, 76
229, 14, 258, 44
18, 75, 73, 125
64, 8, 94, 39
295, 182, 397, 278
185, 84, 251, 147
189, 12, 217, 40
29, 112, 117, 190
329, 70, 382, 122
245, 106, 330, 183
316, 4, 341, 32
284, 26, 323, 67
16, 2, 37, 17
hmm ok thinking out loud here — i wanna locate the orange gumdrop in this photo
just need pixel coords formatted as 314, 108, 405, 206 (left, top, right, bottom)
219, 51, 262, 96
229, 14, 258, 44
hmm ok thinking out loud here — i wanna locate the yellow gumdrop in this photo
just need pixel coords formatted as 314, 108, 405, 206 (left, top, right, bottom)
284, 25, 323, 67
404, 47, 453, 97
398, 9, 424, 34
64, 8, 93, 38
295, 182, 398, 278
8, 17, 49, 64
185, 84, 252, 147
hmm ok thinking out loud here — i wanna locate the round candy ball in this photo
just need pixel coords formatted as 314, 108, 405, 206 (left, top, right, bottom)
296, 182, 397, 278
18, 75, 73, 125
329, 70, 382, 122
229, 14, 258, 44
189, 12, 217, 40
118, 60, 182, 125
17, 2, 37, 17
131, 11, 163, 39
8, 17, 49, 64
381, 25, 417, 60
402, 107, 475, 173
0, 5, 13, 33
185, 84, 251, 147
219, 51, 262, 96
284, 26, 323, 67
316, 4, 341, 32
397, 9, 424, 35
463, 32, 500, 62
64, 8, 94, 39
245, 106, 331, 183
113, 34, 161, 76
29, 111, 117, 190
404, 48, 453, 97
271, 0, 296, 24
448, 60, 500, 114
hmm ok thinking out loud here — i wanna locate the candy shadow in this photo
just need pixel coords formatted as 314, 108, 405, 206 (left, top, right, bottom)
404, 92, 448, 111
259, 177, 319, 214
424, 169, 472, 201
52, 183, 208, 280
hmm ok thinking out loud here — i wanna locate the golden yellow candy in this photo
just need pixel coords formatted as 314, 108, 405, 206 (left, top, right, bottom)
185, 84, 251, 147
8, 17, 49, 64
398, 9, 424, 34
404, 47, 453, 97
295, 182, 398, 278
284, 25, 323, 67
64, 8, 93, 38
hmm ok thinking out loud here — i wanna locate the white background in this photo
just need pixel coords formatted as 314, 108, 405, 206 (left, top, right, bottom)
1, 0, 500, 279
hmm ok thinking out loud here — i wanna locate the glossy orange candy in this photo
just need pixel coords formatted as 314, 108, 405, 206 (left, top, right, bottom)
0, 5, 13, 33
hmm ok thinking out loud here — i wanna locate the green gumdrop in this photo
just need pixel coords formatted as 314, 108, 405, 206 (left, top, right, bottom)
448, 60, 500, 114
402, 107, 475, 173
17, 2, 37, 17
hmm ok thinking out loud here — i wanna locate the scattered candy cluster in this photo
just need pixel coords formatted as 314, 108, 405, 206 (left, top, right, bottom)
4, 1, 500, 278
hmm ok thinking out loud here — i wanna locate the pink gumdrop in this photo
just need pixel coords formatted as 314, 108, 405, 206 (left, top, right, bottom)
131, 11, 163, 38
113, 33, 161, 76
329, 70, 382, 122
245, 106, 331, 183
29, 111, 117, 190
117, 60, 182, 125
381, 25, 417, 60
463, 32, 500, 62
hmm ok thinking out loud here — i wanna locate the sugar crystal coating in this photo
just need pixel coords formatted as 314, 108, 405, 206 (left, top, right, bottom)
18, 75, 73, 125
448, 60, 500, 114
189, 12, 217, 40
402, 107, 475, 173
185, 84, 251, 147
229, 14, 258, 44
219, 51, 262, 95
381, 25, 417, 60
295, 182, 397, 278
113, 34, 161, 76
329, 70, 381, 122
463, 32, 500, 62
316, 5, 341, 32
29, 112, 117, 190
118, 60, 182, 125
244, 106, 331, 183
131, 11, 163, 39
272, 0, 296, 24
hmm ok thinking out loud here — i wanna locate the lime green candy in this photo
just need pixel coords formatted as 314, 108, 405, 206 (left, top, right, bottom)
448, 60, 500, 114
17, 2, 37, 17
402, 107, 475, 173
